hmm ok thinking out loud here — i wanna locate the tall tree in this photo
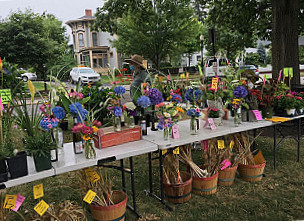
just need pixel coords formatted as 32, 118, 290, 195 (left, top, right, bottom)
97, 0, 201, 70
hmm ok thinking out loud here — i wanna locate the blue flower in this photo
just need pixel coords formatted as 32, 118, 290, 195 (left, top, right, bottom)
52, 107, 65, 120
172, 94, 182, 103
39, 117, 58, 131
113, 106, 122, 117
114, 86, 126, 95
147, 88, 164, 105
69, 103, 88, 122
187, 109, 196, 117
185, 88, 202, 102
137, 96, 151, 108
233, 86, 248, 98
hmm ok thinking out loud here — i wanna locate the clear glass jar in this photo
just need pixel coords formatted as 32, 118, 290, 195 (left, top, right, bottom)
114, 116, 121, 132
163, 127, 171, 140
190, 117, 198, 135
127, 115, 135, 128
84, 139, 96, 159
234, 108, 241, 126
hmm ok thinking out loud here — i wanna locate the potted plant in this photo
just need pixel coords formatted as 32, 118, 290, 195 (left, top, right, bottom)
207, 107, 222, 126
25, 132, 56, 172
294, 95, 304, 115
274, 94, 296, 116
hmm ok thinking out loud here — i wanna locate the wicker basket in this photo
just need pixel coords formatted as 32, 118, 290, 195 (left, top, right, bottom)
192, 173, 218, 195
218, 165, 238, 186
163, 171, 192, 204
238, 163, 266, 182
89, 190, 127, 221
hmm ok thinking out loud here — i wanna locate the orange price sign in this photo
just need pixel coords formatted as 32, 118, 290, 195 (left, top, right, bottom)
211, 77, 218, 90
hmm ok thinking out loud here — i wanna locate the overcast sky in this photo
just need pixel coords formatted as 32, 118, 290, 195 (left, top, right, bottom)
0, 0, 105, 43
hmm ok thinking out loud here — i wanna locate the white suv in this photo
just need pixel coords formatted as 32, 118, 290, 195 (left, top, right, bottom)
69, 67, 101, 84
203, 57, 229, 78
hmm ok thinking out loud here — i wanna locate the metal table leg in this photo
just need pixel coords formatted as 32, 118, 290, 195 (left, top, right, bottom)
128, 157, 141, 218
148, 152, 153, 194
273, 124, 277, 170
252, 129, 257, 151
298, 119, 301, 162
120, 159, 126, 193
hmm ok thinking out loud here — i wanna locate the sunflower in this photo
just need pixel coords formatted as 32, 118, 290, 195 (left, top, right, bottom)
82, 134, 91, 141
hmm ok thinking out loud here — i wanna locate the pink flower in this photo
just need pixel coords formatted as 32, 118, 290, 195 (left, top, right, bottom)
208, 88, 215, 92
77, 93, 84, 99
275, 95, 282, 99
81, 126, 93, 135
72, 123, 84, 133
93, 120, 102, 127
211, 108, 219, 111
296, 96, 303, 100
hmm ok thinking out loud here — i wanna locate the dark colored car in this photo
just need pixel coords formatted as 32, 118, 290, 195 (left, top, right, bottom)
239, 65, 259, 76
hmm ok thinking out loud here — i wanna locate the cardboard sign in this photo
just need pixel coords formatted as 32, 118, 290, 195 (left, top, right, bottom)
171, 125, 180, 139
221, 159, 231, 170
0, 89, 11, 105
83, 190, 96, 204
12, 194, 25, 212
173, 147, 180, 155
217, 140, 225, 149
252, 110, 263, 121
208, 118, 216, 130
3, 195, 17, 209
211, 77, 218, 90
85, 170, 100, 183
229, 140, 234, 150
34, 200, 49, 216
33, 184, 44, 199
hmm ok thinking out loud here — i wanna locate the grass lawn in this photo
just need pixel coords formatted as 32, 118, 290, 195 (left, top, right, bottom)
5, 131, 304, 220
24, 81, 51, 91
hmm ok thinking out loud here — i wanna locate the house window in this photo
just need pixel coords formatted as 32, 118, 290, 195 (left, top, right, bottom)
92, 33, 98, 46
78, 33, 84, 47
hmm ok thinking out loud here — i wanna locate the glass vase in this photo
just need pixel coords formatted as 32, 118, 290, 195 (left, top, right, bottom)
84, 139, 96, 159
53, 127, 63, 149
163, 127, 171, 140
190, 117, 197, 135
234, 109, 241, 127
114, 116, 121, 132
127, 115, 135, 128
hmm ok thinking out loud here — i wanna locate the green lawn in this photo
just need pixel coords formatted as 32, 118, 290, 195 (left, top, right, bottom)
5, 130, 304, 220
24, 81, 51, 91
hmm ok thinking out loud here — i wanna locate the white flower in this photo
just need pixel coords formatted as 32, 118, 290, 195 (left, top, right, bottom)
164, 112, 171, 118
125, 102, 136, 111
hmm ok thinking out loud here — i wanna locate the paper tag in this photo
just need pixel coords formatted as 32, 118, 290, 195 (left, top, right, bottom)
33, 184, 44, 199
252, 110, 263, 121
3, 195, 17, 209
171, 125, 180, 139
186, 72, 189, 79
85, 170, 100, 183
278, 70, 282, 81
162, 150, 167, 155
211, 77, 218, 90
221, 159, 231, 170
229, 140, 234, 150
173, 147, 180, 155
0, 89, 11, 105
289, 67, 293, 78
0, 98, 3, 111
83, 190, 97, 204
167, 75, 170, 81
34, 200, 49, 216
12, 194, 25, 212
217, 140, 225, 149
208, 118, 216, 130
283, 67, 289, 77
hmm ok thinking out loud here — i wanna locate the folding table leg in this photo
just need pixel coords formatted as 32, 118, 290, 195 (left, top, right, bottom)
159, 150, 164, 203
273, 124, 277, 170
129, 157, 138, 214
252, 129, 257, 151
120, 159, 126, 192
148, 152, 153, 194
297, 119, 301, 162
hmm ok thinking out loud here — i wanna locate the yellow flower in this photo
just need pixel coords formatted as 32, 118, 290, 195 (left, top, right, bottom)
92, 126, 98, 133
28, 80, 35, 102
157, 76, 164, 82
82, 134, 91, 141
180, 73, 185, 79
232, 99, 241, 104
167, 96, 172, 101
176, 107, 185, 114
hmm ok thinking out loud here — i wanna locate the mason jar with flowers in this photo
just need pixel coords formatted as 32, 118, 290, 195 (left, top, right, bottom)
184, 87, 203, 108
123, 102, 137, 128
295, 96, 304, 114
146, 88, 164, 131
187, 108, 201, 135
232, 86, 248, 125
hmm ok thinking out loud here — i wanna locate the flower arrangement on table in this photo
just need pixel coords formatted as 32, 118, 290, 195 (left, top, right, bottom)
207, 108, 220, 118
123, 102, 137, 128
72, 119, 102, 159
187, 107, 201, 135
292, 92, 304, 114
184, 87, 203, 107
274, 94, 297, 116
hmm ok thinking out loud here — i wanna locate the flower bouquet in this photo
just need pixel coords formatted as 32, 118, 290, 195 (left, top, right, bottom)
185, 87, 203, 107
123, 102, 137, 128
186, 108, 201, 135
146, 88, 164, 131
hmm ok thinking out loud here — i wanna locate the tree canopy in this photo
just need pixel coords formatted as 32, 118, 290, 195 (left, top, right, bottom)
0, 10, 70, 78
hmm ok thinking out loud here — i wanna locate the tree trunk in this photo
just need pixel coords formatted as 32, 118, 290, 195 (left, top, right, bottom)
272, 0, 300, 86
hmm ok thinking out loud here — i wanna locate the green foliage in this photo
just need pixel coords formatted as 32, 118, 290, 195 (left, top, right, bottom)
208, 108, 219, 118
274, 95, 296, 110
25, 132, 56, 157
300, 46, 304, 64
244, 53, 260, 66
0, 10, 69, 78
257, 43, 266, 64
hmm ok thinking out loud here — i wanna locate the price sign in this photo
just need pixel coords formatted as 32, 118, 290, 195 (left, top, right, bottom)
252, 110, 263, 121
208, 118, 216, 130
85, 169, 100, 183
12, 194, 25, 212
221, 159, 231, 170
162, 150, 167, 155
211, 77, 218, 90
33, 184, 44, 199
171, 125, 180, 139
3, 195, 17, 209
34, 200, 49, 216
173, 147, 180, 155
83, 190, 96, 204
229, 140, 234, 150
217, 140, 225, 149
0, 89, 11, 104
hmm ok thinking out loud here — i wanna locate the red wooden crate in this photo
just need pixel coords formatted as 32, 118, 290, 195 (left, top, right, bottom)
93, 126, 141, 149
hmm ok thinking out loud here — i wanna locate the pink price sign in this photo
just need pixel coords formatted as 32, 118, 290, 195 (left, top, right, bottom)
252, 110, 263, 121
12, 194, 25, 212
0, 97, 3, 110
171, 124, 180, 139
220, 159, 231, 170
208, 118, 216, 130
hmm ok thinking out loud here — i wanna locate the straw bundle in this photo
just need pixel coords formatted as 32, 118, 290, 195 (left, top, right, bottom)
163, 153, 182, 185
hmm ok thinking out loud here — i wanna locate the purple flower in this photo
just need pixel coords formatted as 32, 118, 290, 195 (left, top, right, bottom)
233, 86, 248, 98
185, 88, 202, 102
147, 88, 164, 105
187, 108, 201, 118
113, 106, 122, 117
137, 96, 151, 108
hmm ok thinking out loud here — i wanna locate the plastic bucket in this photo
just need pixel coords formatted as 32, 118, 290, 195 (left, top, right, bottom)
238, 163, 266, 182
33, 154, 52, 172
218, 165, 238, 186
192, 173, 218, 195
163, 171, 192, 204
89, 190, 127, 221
6, 151, 28, 179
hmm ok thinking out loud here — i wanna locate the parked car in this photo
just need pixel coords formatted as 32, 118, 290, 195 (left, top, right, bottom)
239, 65, 259, 76
69, 67, 101, 85
21, 72, 37, 81
203, 57, 229, 78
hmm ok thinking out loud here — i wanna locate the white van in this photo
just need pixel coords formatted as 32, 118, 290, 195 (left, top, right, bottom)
203, 57, 230, 78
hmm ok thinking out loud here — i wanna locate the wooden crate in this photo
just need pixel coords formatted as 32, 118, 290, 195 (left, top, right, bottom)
93, 126, 141, 148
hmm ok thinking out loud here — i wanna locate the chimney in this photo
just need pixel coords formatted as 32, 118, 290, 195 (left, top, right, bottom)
85, 9, 92, 17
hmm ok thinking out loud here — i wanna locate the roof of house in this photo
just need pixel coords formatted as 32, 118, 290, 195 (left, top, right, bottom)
66, 15, 95, 25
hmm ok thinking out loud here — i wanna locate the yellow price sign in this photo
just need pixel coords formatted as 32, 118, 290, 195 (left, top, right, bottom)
86, 171, 100, 183
173, 147, 180, 155
34, 200, 49, 216
33, 184, 44, 199
218, 140, 225, 149
162, 150, 167, 155
3, 195, 17, 209
211, 77, 218, 90
229, 140, 234, 150
83, 190, 96, 204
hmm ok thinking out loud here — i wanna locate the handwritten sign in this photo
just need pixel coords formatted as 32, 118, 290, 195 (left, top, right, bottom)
217, 140, 225, 149
34, 200, 49, 216
33, 184, 44, 199
208, 118, 216, 130
162, 150, 167, 155
0, 89, 11, 105
211, 77, 218, 90
221, 159, 231, 170
173, 147, 180, 155
83, 190, 96, 204
85, 169, 100, 183
252, 110, 263, 121
0, 97, 3, 110
229, 140, 234, 150
12, 194, 25, 212
171, 125, 180, 139
3, 195, 17, 209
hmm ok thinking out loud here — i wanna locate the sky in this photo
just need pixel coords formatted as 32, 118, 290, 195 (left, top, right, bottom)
0, 0, 105, 43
